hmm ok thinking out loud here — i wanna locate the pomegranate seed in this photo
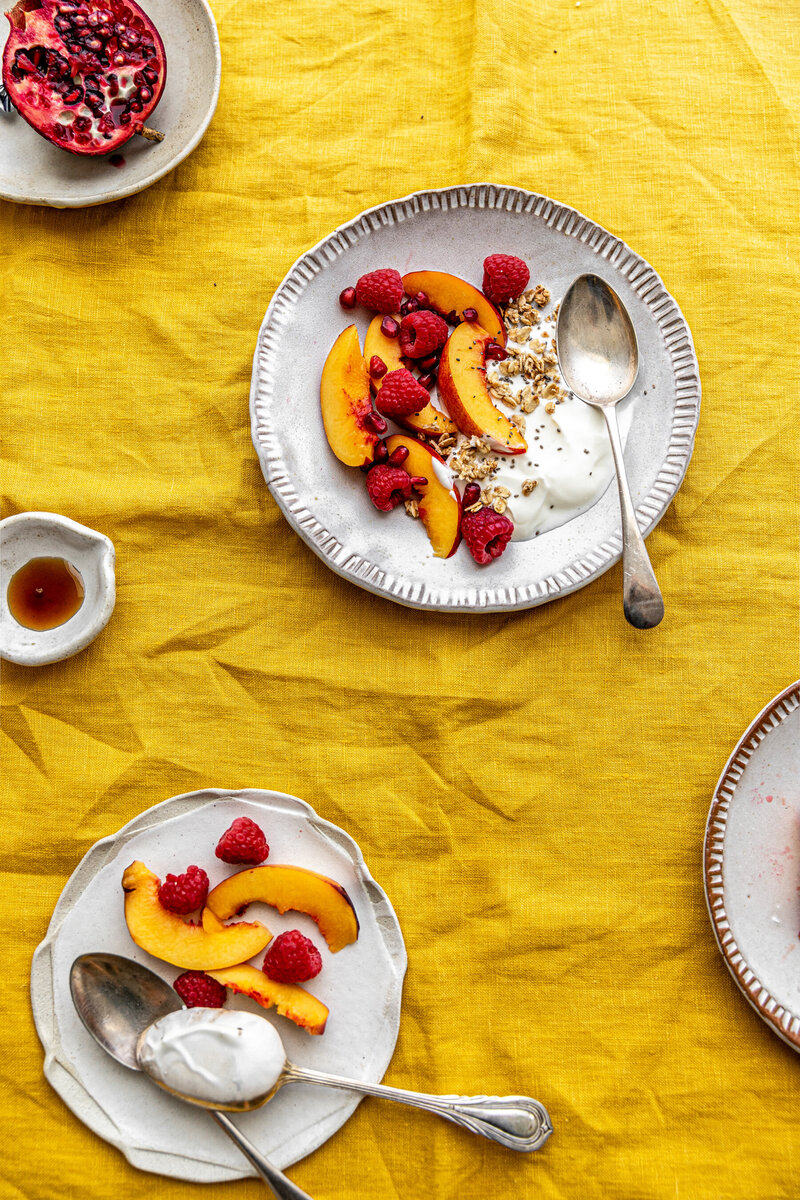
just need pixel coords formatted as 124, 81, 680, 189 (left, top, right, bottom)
73, 12, 87, 23
143, 67, 158, 84
369, 355, 387, 378
119, 110, 132, 124
400, 297, 418, 317
417, 372, 436, 391
462, 307, 478, 322
128, 98, 143, 112
410, 476, 428, 489
380, 317, 399, 339
338, 286, 357, 310
114, 22, 126, 34
414, 292, 428, 308
363, 411, 388, 434
417, 354, 439, 371
484, 343, 507, 362
446, 310, 459, 325
138, 86, 152, 101
388, 446, 409, 466
373, 441, 389, 463
73, 115, 91, 130
62, 87, 82, 103
112, 52, 125, 64
463, 483, 481, 507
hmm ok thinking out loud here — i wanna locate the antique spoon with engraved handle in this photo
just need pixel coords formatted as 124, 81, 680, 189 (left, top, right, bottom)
138, 1006, 554, 1153
69, 953, 315, 1200
556, 273, 665, 629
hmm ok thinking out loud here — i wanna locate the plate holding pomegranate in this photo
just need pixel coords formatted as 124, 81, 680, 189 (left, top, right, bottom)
0, 0, 219, 205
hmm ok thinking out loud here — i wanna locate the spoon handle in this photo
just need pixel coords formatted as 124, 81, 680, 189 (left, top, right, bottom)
210, 1111, 314, 1199
282, 1066, 552, 1152
602, 406, 665, 629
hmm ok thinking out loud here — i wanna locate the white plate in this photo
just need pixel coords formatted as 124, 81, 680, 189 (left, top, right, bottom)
0, 0, 220, 207
250, 184, 701, 613
704, 683, 800, 1048
31, 789, 407, 1182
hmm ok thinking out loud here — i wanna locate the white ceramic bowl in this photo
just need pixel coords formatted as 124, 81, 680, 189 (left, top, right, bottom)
0, 0, 220, 207
0, 512, 115, 664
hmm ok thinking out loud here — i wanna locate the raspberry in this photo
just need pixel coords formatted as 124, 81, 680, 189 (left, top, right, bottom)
173, 971, 227, 1008
365, 464, 416, 512
399, 310, 449, 359
157, 865, 209, 914
263, 930, 323, 983
215, 817, 269, 865
374, 368, 430, 419
481, 254, 530, 305
462, 506, 514, 565
355, 268, 404, 314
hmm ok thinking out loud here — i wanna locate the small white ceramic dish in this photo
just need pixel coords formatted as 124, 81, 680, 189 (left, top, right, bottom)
30, 789, 407, 1182
0, 0, 220, 208
704, 682, 800, 1049
0, 511, 115, 664
250, 184, 701, 613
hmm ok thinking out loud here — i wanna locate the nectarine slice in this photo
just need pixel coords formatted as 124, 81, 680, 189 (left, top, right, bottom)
363, 314, 404, 388
363, 314, 456, 439
386, 435, 461, 558
207, 865, 359, 953
321, 324, 376, 467
207, 964, 329, 1036
438, 322, 527, 455
402, 271, 506, 347
122, 862, 272, 970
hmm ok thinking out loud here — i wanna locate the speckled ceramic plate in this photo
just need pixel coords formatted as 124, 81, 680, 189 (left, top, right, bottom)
0, 0, 220, 207
704, 683, 800, 1049
249, 184, 701, 613
30, 789, 407, 1182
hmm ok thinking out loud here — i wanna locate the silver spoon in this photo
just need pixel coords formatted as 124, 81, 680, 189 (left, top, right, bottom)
556, 273, 665, 629
69, 953, 314, 1200
137, 1006, 552, 1153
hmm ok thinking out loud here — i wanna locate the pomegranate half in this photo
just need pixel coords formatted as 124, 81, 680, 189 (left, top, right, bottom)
2, 0, 166, 155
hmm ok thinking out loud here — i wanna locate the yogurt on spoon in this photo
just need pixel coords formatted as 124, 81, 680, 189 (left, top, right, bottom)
137, 1007, 286, 1110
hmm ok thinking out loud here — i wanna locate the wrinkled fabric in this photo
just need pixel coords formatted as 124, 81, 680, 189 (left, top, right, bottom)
1, 0, 799, 1196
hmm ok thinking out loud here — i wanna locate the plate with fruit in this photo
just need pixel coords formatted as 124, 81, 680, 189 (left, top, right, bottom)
250, 184, 700, 613
30, 788, 406, 1182
0, 0, 220, 207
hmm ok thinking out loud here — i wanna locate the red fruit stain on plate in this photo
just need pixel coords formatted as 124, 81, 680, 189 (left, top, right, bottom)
108, 154, 125, 168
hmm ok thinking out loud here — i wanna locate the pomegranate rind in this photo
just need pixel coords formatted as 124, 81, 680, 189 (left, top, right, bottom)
2, 0, 167, 156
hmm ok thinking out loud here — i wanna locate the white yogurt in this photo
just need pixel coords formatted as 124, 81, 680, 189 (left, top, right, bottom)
137, 1007, 286, 1108
492, 395, 634, 540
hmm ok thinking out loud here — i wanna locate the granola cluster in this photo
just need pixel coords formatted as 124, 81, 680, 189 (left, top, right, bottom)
485, 288, 568, 419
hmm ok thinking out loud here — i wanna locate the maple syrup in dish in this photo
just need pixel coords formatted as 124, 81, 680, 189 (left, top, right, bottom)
7, 557, 85, 630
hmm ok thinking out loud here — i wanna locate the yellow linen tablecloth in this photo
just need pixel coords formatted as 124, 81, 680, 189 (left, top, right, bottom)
2, 0, 799, 1196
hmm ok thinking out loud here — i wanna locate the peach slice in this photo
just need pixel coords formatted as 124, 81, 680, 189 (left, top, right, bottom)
402, 270, 506, 347
437, 322, 527, 455
386, 435, 461, 558
207, 865, 359, 953
363, 314, 404, 387
122, 861, 272, 970
321, 324, 377, 467
206, 964, 329, 1036
364, 314, 456, 440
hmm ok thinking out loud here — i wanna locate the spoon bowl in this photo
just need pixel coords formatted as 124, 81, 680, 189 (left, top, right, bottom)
557, 273, 664, 628
69, 954, 314, 1200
